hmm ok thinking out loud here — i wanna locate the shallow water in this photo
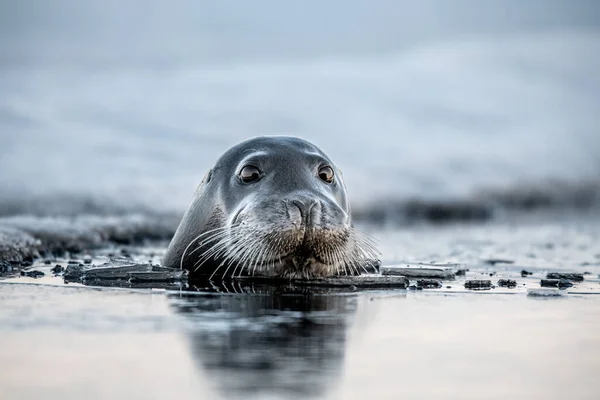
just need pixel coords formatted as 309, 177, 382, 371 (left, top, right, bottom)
2, 283, 599, 400
2, 216, 600, 400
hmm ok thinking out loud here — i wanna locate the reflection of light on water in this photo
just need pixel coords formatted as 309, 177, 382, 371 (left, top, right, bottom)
337, 294, 600, 400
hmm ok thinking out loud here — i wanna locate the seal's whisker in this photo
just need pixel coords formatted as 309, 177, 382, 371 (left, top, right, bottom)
188, 225, 250, 272
179, 225, 231, 270
187, 225, 232, 255
195, 226, 250, 272
232, 236, 258, 276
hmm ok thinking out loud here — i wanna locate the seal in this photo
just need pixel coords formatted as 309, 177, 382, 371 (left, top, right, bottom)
162, 136, 379, 279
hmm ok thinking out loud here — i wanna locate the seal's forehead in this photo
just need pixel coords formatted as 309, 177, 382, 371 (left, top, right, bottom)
219, 136, 330, 165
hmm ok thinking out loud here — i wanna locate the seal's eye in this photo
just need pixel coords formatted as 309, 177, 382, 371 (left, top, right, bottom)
239, 165, 261, 183
318, 165, 334, 184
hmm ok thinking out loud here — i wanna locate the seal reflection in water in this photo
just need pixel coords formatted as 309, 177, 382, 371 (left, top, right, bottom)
163, 136, 379, 279
170, 290, 355, 398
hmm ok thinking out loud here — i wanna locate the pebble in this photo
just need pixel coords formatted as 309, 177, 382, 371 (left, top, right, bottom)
540, 279, 573, 289
416, 279, 442, 289
51, 265, 64, 274
464, 280, 492, 290
20, 270, 45, 278
546, 272, 584, 282
497, 279, 517, 288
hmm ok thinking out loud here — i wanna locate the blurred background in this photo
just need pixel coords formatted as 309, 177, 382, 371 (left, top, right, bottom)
1, 0, 599, 220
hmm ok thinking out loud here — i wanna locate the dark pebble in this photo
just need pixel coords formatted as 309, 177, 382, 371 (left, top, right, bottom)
51, 265, 64, 274
68, 260, 80, 265
44, 259, 52, 265
455, 269, 468, 276
521, 270, 533, 277
546, 272, 584, 282
464, 280, 492, 290
0, 262, 13, 273
20, 260, 33, 267
416, 279, 442, 289
541, 279, 573, 289
497, 279, 517, 288
20, 270, 45, 278
63, 264, 84, 282
83, 256, 92, 264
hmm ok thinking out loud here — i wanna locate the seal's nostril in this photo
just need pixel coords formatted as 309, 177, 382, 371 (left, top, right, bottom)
291, 200, 306, 216
286, 200, 304, 226
289, 199, 320, 226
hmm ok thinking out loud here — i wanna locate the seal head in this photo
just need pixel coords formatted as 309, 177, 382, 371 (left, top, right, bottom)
163, 136, 378, 279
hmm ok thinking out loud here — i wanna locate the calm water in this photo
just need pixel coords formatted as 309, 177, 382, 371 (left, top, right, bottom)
2, 217, 600, 400
2, 282, 599, 400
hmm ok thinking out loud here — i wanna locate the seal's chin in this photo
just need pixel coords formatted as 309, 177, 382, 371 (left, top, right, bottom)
263, 253, 339, 279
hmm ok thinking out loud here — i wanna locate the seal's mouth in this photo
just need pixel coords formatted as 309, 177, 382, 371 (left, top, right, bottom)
186, 223, 379, 279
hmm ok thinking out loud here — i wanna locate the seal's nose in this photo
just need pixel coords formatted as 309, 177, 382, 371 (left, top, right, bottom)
287, 199, 320, 228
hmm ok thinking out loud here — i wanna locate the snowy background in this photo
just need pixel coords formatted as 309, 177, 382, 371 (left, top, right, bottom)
1, 0, 599, 217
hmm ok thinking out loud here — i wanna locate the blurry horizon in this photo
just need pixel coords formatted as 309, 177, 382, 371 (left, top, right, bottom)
1, 0, 599, 216
2, 0, 599, 66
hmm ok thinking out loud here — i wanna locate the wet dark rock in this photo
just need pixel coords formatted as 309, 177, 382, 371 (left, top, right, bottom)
541, 279, 573, 289
20, 269, 45, 278
489, 272, 496, 277
51, 264, 64, 274
83, 255, 92, 264
521, 270, 533, 277
20, 260, 33, 267
416, 279, 442, 289
44, 259, 52, 265
0, 261, 13, 273
67, 260, 80, 265
546, 272, 584, 282
497, 279, 517, 288
380, 264, 455, 279
352, 199, 492, 225
63, 264, 84, 281
464, 280, 492, 290
63, 260, 186, 285
233, 275, 410, 290
455, 269, 468, 276
484, 258, 514, 266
